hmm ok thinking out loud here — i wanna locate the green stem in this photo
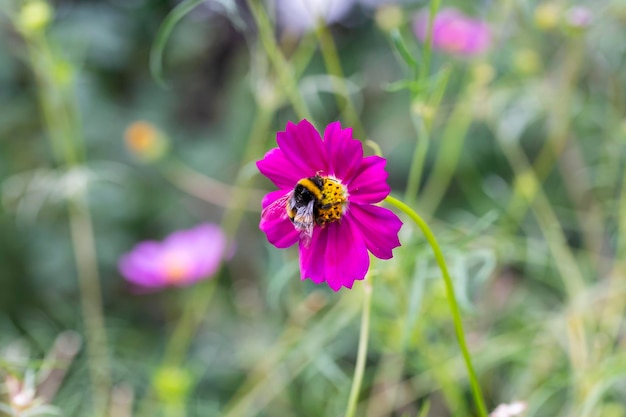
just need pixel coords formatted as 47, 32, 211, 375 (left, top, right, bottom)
419, 92, 472, 216
404, 112, 430, 208
384, 195, 488, 417
24, 25, 109, 416
314, 20, 366, 139
221, 103, 276, 237
418, 0, 442, 81
246, 0, 313, 122
344, 280, 373, 417
162, 281, 218, 366
68, 193, 110, 417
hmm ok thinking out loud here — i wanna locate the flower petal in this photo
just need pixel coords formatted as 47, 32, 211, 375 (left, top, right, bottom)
299, 227, 328, 285
347, 156, 391, 204
299, 220, 369, 291
349, 204, 402, 259
183, 224, 226, 281
276, 120, 327, 176
260, 190, 300, 248
323, 121, 363, 181
118, 242, 167, 287
257, 148, 307, 189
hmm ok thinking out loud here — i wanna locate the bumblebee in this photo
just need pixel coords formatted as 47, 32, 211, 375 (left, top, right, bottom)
262, 174, 347, 245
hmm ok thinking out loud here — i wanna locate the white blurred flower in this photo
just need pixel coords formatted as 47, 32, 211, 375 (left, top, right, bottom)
276, 0, 355, 32
276, 0, 405, 33
490, 401, 527, 417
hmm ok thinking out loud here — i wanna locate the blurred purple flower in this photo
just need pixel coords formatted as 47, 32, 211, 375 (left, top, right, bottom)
565, 6, 593, 30
414, 8, 491, 57
119, 223, 227, 290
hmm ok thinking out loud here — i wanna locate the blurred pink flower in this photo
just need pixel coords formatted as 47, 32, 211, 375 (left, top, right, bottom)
414, 8, 491, 56
565, 6, 593, 30
118, 224, 227, 290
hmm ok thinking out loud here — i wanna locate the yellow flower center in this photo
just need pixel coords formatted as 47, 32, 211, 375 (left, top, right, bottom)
316, 177, 347, 225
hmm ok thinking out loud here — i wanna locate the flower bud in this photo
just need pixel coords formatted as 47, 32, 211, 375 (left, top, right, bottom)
375, 4, 404, 32
18, 0, 52, 35
471, 62, 495, 87
513, 49, 541, 75
563, 6, 592, 33
153, 367, 192, 404
534, 3, 561, 30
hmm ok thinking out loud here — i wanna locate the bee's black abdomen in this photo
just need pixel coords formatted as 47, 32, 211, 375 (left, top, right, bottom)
293, 184, 316, 206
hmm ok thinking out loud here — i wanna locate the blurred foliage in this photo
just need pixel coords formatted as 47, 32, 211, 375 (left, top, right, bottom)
1, 0, 626, 416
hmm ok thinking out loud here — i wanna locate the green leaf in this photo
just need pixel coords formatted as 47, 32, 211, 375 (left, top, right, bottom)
150, 0, 207, 87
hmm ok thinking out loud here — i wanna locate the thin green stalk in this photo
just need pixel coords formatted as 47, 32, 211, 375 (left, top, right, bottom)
162, 281, 218, 366
149, 0, 206, 86
501, 40, 584, 232
499, 141, 590, 404
499, 141, 586, 297
418, 93, 473, 216
160, 159, 265, 212
27, 34, 81, 166
221, 103, 276, 237
404, 112, 430, 208
344, 280, 373, 417
418, 0, 442, 81
68, 194, 110, 417
314, 20, 365, 139
138, 102, 276, 417
403, 66, 453, 208
163, 103, 276, 364
223, 296, 360, 417
384, 195, 488, 417
246, 0, 313, 122
24, 24, 109, 416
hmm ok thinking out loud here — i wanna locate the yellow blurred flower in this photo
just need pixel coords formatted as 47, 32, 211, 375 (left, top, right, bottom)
18, 0, 52, 35
124, 121, 168, 162
534, 3, 561, 30
471, 62, 495, 87
513, 49, 541, 75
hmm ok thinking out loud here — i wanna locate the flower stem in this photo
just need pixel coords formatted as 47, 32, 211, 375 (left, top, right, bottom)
384, 195, 488, 417
68, 194, 111, 416
246, 0, 313, 122
23, 24, 109, 416
404, 111, 431, 208
344, 280, 373, 417
314, 19, 366, 140
162, 281, 218, 366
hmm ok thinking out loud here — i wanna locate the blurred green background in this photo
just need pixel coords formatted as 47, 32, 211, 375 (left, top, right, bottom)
2, 0, 626, 416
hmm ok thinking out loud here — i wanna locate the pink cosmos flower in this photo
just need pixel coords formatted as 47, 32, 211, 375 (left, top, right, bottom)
118, 223, 227, 290
257, 120, 402, 291
414, 8, 491, 57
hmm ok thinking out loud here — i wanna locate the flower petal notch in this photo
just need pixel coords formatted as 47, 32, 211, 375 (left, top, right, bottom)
118, 223, 227, 290
413, 7, 491, 57
258, 120, 402, 292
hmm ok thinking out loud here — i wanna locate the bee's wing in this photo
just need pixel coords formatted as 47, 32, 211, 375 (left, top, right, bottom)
261, 192, 292, 222
292, 200, 315, 246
